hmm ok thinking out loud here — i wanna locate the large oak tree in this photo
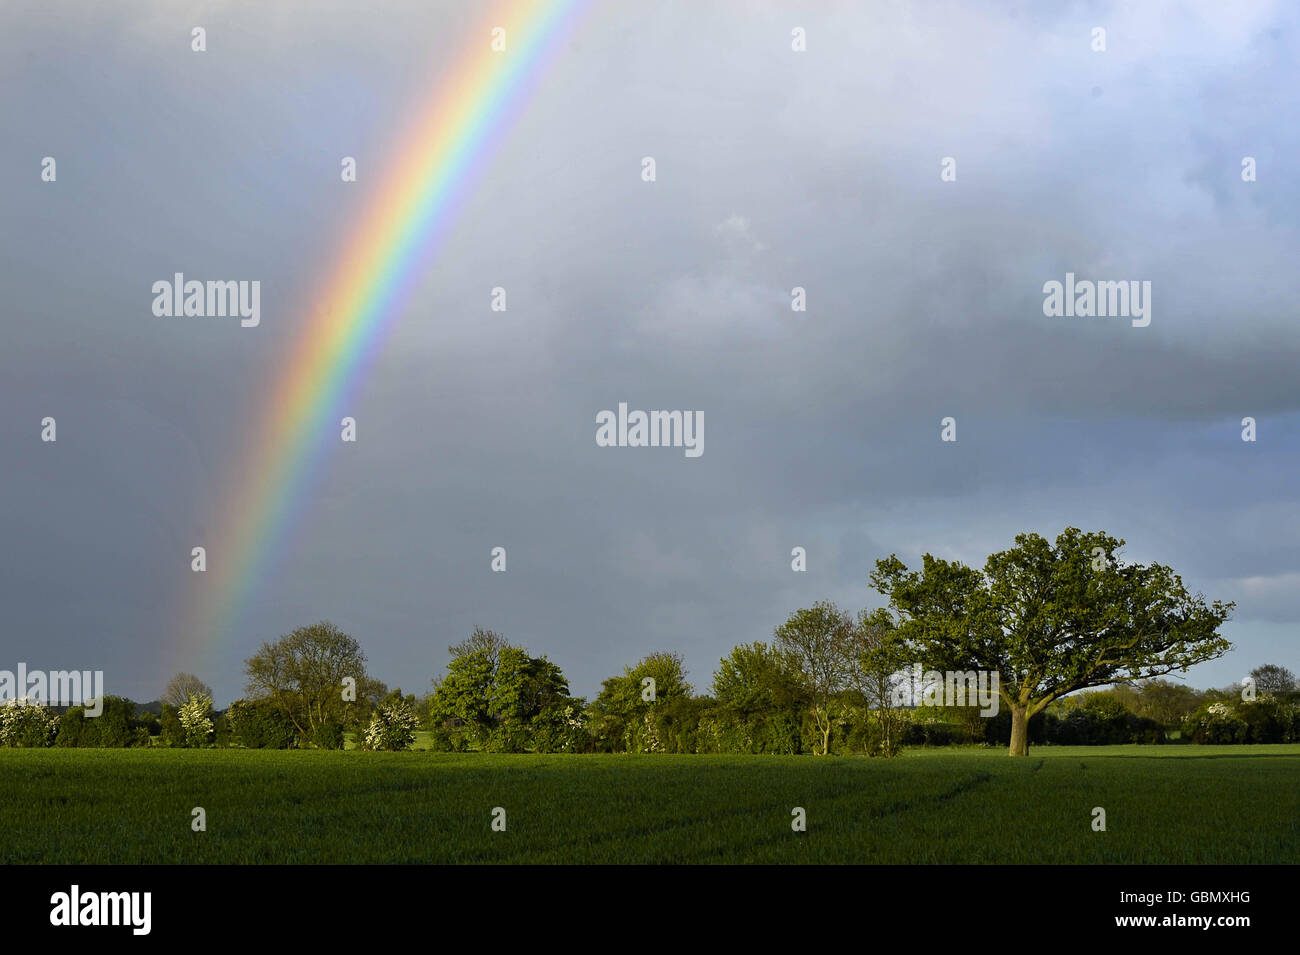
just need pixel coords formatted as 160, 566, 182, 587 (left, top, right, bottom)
870, 528, 1233, 756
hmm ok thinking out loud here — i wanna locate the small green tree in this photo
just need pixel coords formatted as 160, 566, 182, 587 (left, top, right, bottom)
487, 649, 571, 752
590, 652, 691, 752
427, 632, 577, 752
711, 642, 806, 754
774, 602, 853, 756
159, 703, 183, 747
847, 608, 912, 756
429, 648, 496, 746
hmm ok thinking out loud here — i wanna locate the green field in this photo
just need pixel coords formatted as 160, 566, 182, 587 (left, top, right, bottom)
3, 746, 1297, 864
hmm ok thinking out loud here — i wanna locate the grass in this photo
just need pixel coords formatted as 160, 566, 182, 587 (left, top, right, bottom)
2, 745, 1297, 864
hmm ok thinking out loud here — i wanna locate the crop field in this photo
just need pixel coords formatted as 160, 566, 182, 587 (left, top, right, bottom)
2, 746, 1297, 865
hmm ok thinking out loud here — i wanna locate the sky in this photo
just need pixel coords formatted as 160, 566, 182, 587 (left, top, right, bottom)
1, 0, 1297, 706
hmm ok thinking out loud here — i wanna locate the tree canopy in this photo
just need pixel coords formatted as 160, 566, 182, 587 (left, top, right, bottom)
871, 527, 1234, 755
429, 634, 575, 752
774, 601, 854, 755
161, 672, 212, 709
243, 621, 369, 738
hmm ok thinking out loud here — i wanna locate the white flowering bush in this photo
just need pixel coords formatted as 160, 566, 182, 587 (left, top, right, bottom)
641, 710, 663, 753
531, 700, 591, 752
0, 697, 59, 747
363, 699, 419, 751
178, 693, 214, 748
1187, 700, 1248, 744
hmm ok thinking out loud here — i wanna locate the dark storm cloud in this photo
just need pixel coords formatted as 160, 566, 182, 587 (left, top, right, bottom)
1, 0, 1297, 703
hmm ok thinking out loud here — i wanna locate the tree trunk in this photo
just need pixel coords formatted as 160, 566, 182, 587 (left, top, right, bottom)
1008, 705, 1030, 756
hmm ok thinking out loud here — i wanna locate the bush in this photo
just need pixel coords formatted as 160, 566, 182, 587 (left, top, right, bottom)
310, 720, 345, 750
902, 718, 965, 747
135, 709, 161, 740
1125, 713, 1167, 744
530, 699, 591, 753
1054, 709, 1104, 746
689, 705, 805, 754
1189, 702, 1249, 744
863, 709, 910, 756
55, 697, 151, 747
178, 694, 214, 747
362, 699, 419, 751
643, 696, 714, 754
224, 698, 299, 749
159, 703, 185, 747
213, 710, 233, 747
1239, 697, 1293, 744
426, 724, 470, 752
0, 698, 59, 747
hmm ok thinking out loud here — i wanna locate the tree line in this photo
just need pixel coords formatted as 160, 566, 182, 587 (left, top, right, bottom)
3, 529, 1287, 756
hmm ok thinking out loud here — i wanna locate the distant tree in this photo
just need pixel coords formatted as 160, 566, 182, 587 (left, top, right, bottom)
448, 626, 515, 666
428, 639, 575, 752
162, 672, 212, 708
56, 697, 151, 747
1109, 682, 1141, 713
1128, 678, 1203, 728
159, 703, 183, 747
712, 642, 803, 714
243, 621, 368, 739
711, 642, 807, 754
1249, 664, 1297, 697
336, 674, 390, 744
431, 650, 495, 742
489, 650, 572, 752
630, 651, 691, 702
590, 652, 691, 752
846, 608, 912, 756
871, 528, 1234, 756
357, 676, 390, 707
774, 601, 854, 756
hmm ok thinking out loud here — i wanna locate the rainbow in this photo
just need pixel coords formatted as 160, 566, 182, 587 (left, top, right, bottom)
183, 0, 587, 670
